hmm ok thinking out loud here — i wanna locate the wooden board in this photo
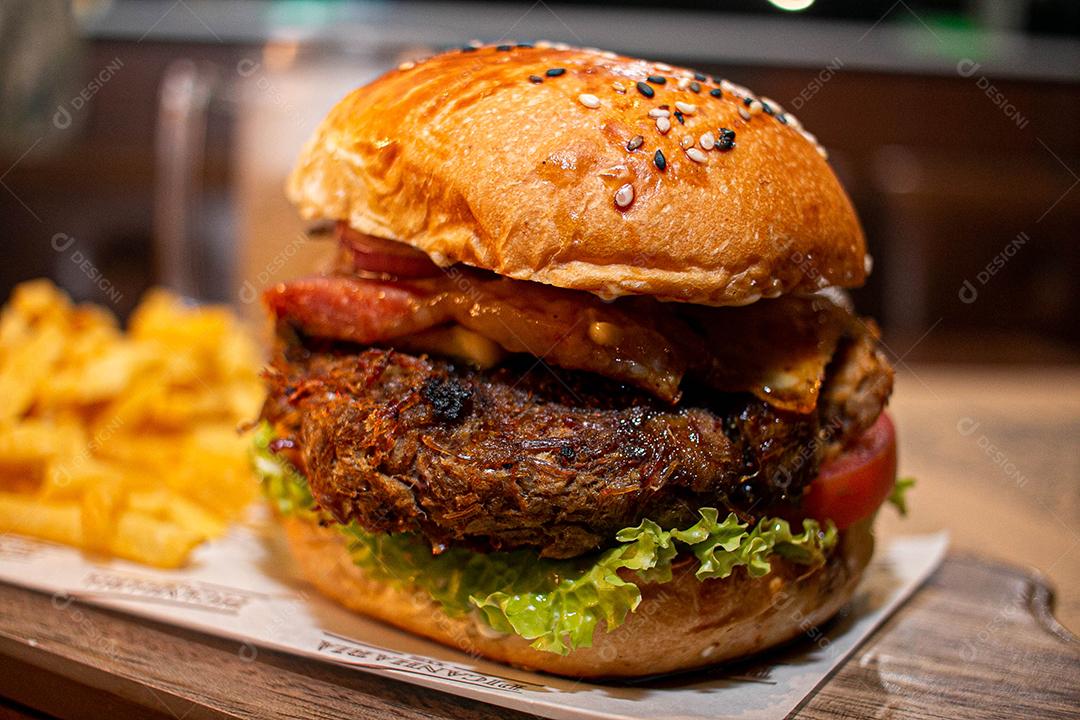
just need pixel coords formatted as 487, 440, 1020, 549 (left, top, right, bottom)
0, 552, 1075, 719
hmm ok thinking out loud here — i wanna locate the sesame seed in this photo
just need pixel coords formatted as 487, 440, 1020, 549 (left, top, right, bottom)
686, 147, 707, 163
673, 109, 685, 124
461, 45, 478, 53
677, 77, 690, 90
612, 81, 627, 93
546, 67, 566, 77
654, 149, 667, 171
690, 81, 701, 93
647, 75, 667, 85
776, 114, 788, 125
680, 135, 694, 149
761, 96, 785, 114
655, 116, 671, 134
761, 102, 774, 116
693, 72, 707, 81
699, 132, 715, 150
674, 101, 697, 115
578, 93, 601, 108
817, 145, 829, 159
496, 44, 512, 51
655, 63, 673, 72
717, 128, 736, 151
516, 42, 534, 48
636, 81, 655, 98
738, 107, 751, 121
398, 61, 415, 70
648, 108, 670, 118
536, 40, 552, 48
709, 88, 723, 98
528, 75, 543, 84
748, 100, 764, 116
742, 96, 753, 107
614, 183, 635, 208
626, 135, 644, 151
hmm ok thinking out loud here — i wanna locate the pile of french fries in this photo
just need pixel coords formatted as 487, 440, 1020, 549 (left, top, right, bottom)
0, 280, 264, 567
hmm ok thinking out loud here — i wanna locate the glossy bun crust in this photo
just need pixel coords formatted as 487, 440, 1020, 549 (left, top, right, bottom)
288, 44, 866, 306
282, 515, 874, 678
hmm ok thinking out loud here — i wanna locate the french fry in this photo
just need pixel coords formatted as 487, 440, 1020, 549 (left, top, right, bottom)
0, 280, 266, 568
127, 489, 227, 538
109, 512, 204, 569
80, 478, 124, 552
0, 493, 82, 546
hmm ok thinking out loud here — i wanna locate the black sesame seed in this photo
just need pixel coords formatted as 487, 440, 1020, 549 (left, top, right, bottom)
709, 88, 723, 98
496, 44, 512, 51
647, 75, 667, 85
761, 102, 774, 116
654, 149, 667, 171
717, 128, 736, 151
689, 81, 701, 93
516, 42, 534, 48
626, 135, 644, 151
777, 113, 788, 125
461, 45, 478, 52
743, 96, 753, 106
673, 109, 685, 124
636, 81, 655, 98
693, 72, 707, 81
528, 74, 543, 84
545, 67, 566, 77
711, 75, 722, 84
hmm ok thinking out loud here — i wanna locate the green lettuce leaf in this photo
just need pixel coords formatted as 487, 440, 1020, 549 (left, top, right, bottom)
888, 476, 916, 516
252, 423, 838, 655
250, 421, 315, 518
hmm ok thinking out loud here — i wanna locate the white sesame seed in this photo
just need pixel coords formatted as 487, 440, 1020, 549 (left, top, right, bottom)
601, 50, 618, 59
398, 61, 415, 71
785, 113, 803, 130
648, 108, 670, 118
655, 62, 673, 72
612, 81, 627, 93
578, 93, 601, 109
738, 107, 751, 121
614, 183, 635, 208
674, 101, 697, 115
700, 132, 715, 150
677, 77, 691, 89
686, 147, 707, 163
656, 116, 671, 134
817, 145, 829, 158
680, 135, 694, 149
536, 40, 552, 48
553, 42, 570, 50
748, 100, 764, 116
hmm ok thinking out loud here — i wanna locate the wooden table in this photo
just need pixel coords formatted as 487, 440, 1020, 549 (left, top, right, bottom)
1, 365, 1077, 719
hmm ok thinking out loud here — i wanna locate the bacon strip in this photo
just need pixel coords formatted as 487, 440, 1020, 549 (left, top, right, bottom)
264, 270, 852, 411
265, 273, 685, 401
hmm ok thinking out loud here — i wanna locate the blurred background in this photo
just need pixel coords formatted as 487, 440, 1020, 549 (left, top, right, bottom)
1, 1, 1079, 623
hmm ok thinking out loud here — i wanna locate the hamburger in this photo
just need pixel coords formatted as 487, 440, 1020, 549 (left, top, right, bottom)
252, 42, 899, 678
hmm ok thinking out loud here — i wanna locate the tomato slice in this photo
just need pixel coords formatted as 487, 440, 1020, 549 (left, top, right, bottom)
801, 413, 897, 529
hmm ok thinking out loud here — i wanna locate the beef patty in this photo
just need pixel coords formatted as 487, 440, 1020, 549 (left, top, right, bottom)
262, 328, 892, 558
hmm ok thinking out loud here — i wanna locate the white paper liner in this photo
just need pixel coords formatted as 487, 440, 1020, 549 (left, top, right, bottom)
0, 517, 948, 720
